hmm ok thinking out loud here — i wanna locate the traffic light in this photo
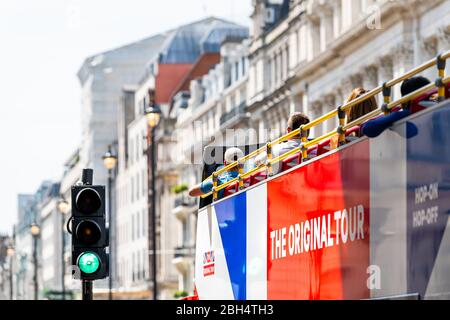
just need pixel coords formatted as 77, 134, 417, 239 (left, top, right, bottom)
71, 184, 109, 280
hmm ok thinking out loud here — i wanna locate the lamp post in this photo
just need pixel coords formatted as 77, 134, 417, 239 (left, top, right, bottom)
6, 246, 14, 300
145, 103, 161, 300
102, 145, 117, 300
30, 223, 40, 300
57, 197, 69, 300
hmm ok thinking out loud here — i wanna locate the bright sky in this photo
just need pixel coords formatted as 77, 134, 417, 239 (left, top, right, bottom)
0, 0, 252, 235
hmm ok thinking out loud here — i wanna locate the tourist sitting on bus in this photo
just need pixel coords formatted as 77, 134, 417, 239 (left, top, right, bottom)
346, 87, 378, 134
361, 76, 436, 138
188, 147, 244, 198
254, 112, 310, 173
330, 87, 378, 149
400, 76, 438, 110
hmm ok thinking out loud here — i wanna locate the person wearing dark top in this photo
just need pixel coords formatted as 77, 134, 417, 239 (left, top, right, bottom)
361, 76, 437, 138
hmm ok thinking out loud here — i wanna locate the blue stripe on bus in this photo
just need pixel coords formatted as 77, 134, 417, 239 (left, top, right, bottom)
215, 193, 247, 300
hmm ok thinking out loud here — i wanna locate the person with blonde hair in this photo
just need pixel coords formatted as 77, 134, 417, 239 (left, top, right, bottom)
330, 87, 378, 148
345, 87, 378, 131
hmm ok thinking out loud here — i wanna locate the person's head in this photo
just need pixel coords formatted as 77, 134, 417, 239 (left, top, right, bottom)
287, 112, 310, 138
224, 147, 244, 168
346, 87, 378, 124
400, 76, 431, 109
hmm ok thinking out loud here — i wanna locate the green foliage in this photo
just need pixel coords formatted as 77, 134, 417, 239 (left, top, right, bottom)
173, 290, 189, 298
172, 183, 188, 194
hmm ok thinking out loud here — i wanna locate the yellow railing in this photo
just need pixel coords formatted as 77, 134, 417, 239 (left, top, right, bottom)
201, 50, 450, 201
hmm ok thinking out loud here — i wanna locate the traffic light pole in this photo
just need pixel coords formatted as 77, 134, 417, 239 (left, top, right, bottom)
82, 280, 93, 300
82, 169, 93, 301
78, 168, 99, 301
107, 168, 113, 301
82, 169, 93, 185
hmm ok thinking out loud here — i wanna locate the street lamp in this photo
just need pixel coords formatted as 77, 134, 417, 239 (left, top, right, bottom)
7, 245, 14, 300
103, 145, 118, 171
57, 197, 69, 300
102, 145, 117, 300
145, 105, 161, 129
57, 198, 69, 215
30, 223, 40, 300
145, 104, 161, 300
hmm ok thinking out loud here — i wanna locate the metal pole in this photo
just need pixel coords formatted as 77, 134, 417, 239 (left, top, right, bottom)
9, 257, 13, 300
33, 235, 38, 300
151, 127, 157, 300
61, 213, 66, 300
82, 169, 93, 185
108, 169, 113, 301
145, 126, 158, 300
82, 280, 93, 300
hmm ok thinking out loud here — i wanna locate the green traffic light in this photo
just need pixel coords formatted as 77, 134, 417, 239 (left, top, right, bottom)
77, 252, 100, 274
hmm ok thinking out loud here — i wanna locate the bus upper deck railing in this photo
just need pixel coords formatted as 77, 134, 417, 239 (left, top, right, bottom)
201, 50, 450, 201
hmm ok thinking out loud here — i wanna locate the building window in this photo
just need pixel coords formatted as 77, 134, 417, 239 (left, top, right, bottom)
142, 170, 146, 197
235, 61, 239, 82
136, 173, 140, 201
135, 135, 139, 162
142, 249, 147, 279
132, 214, 135, 242
142, 97, 147, 115
142, 209, 146, 236
286, 46, 290, 78
132, 252, 135, 282
268, 58, 272, 89
274, 53, 279, 86
136, 211, 140, 239
131, 177, 134, 203
182, 220, 189, 244
129, 138, 134, 165
142, 130, 146, 156
136, 135, 140, 161
137, 252, 141, 280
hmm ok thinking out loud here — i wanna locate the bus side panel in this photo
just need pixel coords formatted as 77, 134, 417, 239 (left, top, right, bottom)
369, 124, 408, 299
406, 104, 450, 299
266, 140, 370, 300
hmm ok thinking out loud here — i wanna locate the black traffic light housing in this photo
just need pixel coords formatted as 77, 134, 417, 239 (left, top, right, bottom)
71, 183, 109, 280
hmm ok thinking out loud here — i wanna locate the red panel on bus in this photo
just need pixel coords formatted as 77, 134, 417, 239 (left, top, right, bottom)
267, 140, 370, 300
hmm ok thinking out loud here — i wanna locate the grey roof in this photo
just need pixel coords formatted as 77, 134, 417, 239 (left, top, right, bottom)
77, 17, 247, 86
201, 26, 249, 53
77, 32, 169, 85
158, 17, 248, 64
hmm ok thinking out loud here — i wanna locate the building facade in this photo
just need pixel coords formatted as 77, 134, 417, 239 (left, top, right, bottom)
248, 0, 450, 139
38, 183, 63, 297
115, 17, 248, 299
0, 235, 12, 299
171, 36, 250, 294
59, 148, 83, 298
13, 182, 51, 300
